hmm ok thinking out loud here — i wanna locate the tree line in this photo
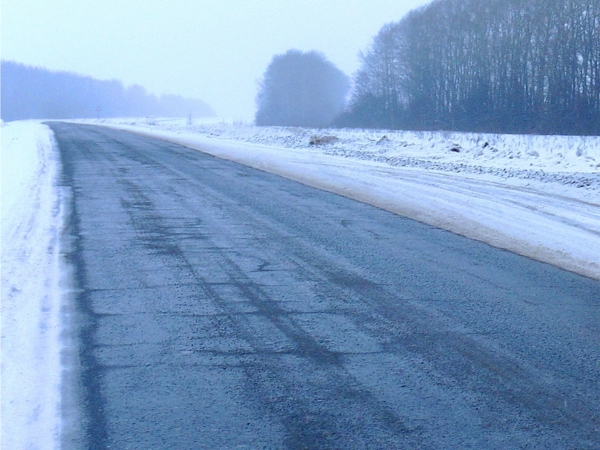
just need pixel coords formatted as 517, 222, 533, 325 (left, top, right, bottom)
1, 61, 215, 122
335, 0, 600, 135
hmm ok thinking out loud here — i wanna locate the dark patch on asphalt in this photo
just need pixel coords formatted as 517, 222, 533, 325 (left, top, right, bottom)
51, 123, 109, 450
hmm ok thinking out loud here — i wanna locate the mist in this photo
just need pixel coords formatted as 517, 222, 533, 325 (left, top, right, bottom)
255, 50, 349, 128
1, 61, 214, 121
1, 0, 431, 121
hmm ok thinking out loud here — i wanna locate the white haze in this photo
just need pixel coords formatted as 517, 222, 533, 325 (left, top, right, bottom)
1, 0, 432, 121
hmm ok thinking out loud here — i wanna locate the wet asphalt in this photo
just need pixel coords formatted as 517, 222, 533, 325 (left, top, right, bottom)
50, 122, 600, 449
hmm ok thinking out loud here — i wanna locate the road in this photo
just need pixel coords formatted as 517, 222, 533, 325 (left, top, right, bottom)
51, 122, 600, 449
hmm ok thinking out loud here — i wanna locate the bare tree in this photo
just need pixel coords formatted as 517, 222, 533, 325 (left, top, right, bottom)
255, 50, 349, 128
341, 0, 600, 135
350, 22, 409, 128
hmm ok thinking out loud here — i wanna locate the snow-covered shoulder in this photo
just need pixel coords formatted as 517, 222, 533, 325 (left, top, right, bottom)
1, 121, 64, 449
85, 118, 600, 280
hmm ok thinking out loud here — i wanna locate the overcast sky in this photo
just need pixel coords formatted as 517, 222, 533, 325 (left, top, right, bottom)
2, 0, 431, 120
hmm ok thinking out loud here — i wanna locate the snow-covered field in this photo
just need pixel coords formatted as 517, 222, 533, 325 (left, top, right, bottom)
92, 117, 600, 280
1, 121, 65, 449
1, 117, 598, 448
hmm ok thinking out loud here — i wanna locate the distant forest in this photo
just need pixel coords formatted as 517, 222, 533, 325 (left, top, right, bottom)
1, 61, 215, 122
337, 0, 600, 135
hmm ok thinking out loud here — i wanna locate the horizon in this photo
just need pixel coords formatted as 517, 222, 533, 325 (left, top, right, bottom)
1, 0, 431, 121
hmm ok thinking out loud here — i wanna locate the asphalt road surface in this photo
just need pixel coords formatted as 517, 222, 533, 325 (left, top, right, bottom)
51, 122, 600, 449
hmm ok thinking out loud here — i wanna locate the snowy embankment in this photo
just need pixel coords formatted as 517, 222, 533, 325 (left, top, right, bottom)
93, 118, 600, 280
1, 121, 64, 449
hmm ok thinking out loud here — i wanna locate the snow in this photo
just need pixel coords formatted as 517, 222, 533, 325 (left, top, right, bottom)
89, 117, 600, 280
0, 116, 597, 447
1, 121, 64, 449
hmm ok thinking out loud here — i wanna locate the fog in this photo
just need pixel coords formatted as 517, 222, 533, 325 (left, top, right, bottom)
1, 61, 214, 122
1, 0, 431, 121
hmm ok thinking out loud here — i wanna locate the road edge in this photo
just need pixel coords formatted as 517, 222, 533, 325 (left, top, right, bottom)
85, 122, 600, 281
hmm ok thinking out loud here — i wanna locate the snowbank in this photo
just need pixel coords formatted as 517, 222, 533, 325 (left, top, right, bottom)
1, 121, 64, 449
90, 118, 600, 280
